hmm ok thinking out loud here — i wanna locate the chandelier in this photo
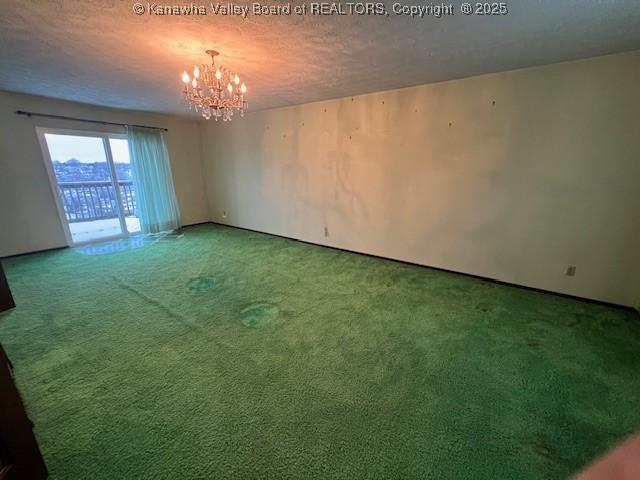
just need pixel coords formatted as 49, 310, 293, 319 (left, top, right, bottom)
181, 50, 248, 121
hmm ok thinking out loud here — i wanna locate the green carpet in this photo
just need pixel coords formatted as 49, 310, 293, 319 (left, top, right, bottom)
1, 224, 639, 479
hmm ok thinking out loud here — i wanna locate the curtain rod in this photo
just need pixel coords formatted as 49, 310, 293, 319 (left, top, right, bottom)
14, 110, 168, 132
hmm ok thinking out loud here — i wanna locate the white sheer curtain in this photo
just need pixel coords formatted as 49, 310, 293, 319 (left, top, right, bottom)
127, 126, 181, 233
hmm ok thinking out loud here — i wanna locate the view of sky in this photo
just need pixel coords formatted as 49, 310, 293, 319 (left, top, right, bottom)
45, 134, 130, 163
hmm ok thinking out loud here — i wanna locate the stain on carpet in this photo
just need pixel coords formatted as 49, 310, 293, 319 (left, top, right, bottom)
187, 276, 218, 292
240, 302, 279, 327
527, 338, 542, 350
476, 302, 492, 313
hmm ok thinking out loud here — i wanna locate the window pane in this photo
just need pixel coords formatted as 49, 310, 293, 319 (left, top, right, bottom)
109, 138, 140, 234
109, 138, 132, 180
43, 133, 124, 243
45, 134, 111, 182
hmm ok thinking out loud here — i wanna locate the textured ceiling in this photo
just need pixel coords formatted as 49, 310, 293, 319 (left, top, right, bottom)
1, 0, 639, 116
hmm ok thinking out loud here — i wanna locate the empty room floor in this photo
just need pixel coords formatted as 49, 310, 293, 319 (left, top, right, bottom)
0, 224, 638, 479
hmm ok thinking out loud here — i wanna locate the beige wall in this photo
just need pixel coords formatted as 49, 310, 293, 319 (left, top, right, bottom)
0, 91, 209, 257
201, 50, 640, 307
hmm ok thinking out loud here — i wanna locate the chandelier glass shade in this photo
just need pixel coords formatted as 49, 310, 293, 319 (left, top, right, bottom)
181, 50, 247, 121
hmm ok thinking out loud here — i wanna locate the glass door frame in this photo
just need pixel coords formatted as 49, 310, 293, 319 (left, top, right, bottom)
35, 127, 133, 247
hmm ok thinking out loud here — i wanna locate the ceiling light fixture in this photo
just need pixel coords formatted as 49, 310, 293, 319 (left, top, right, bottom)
181, 50, 247, 121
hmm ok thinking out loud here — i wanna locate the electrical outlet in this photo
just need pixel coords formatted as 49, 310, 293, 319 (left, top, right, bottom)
565, 265, 576, 277
324, 226, 329, 237
222, 211, 227, 219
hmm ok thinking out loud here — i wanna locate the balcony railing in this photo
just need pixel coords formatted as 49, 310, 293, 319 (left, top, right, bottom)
57, 181, 136, 223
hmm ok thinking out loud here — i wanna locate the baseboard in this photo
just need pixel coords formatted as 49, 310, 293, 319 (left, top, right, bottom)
202, 221, 638, 315
180, 220, 211, 228
1, 244, 69, 260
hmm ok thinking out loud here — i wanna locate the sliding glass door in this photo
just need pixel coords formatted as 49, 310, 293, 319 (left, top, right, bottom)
37, 128, 140, 245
